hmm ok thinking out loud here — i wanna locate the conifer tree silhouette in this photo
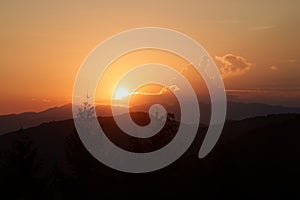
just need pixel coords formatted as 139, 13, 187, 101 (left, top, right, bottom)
1, 128, 42, 199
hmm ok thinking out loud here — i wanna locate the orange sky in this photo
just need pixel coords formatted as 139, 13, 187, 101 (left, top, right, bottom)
0, 0, 299, 114
95, 49, 208, 103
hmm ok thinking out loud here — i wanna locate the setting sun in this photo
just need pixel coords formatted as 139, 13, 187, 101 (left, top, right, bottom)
0, 1, 299, 197
114, 88, 130, 100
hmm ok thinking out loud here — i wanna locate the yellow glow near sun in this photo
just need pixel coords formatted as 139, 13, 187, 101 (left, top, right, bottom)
114, 88, 130, 100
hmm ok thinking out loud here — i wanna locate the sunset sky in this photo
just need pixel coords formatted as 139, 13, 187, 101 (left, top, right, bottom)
0, 0, 299, 114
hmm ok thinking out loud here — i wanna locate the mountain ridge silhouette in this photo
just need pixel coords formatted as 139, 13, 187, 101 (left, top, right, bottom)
1, 101, 300, 135
0, 113, 299, 198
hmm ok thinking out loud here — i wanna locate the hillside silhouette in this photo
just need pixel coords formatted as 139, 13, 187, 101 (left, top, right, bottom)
0, 113, 299, 198
1, 101, 299, 135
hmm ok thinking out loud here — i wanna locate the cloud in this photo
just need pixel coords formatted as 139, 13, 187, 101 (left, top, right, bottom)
215, 54, 252, 77
31, 98, 51, 103
249, 25, 276, 31
226, 88, 300, 107
217, 19, 241, 24
155, 66, 188, 94
161, 84, 180, 93
270, 66, 278, 71
131, 85, 179, 96
287, 59, 296, 63
42, 99, 51, 103
131, 66, 187, 96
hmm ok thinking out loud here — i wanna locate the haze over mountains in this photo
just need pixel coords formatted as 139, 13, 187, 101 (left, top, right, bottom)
1, 101, 300, 135
1, 92, 299, 198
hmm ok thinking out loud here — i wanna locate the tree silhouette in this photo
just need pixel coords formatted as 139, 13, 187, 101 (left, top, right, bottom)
0, 129, 43, 199
158, 113, 178, 145
76, 97, 95, 121
44, 161, 77, 200
65, 98, 99, 198
64, 129, 102, 199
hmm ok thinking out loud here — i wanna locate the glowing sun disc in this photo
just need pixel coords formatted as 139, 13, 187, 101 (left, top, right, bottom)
114, 88, 130, 100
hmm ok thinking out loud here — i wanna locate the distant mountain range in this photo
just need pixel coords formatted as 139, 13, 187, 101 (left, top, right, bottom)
0, 104, 127, 135
0, 101, 299, 135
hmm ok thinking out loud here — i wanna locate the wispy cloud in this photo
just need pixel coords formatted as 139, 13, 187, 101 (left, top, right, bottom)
131, 84, 180, 96
270, 66, 278, 71
215, 54, 252, 77
286, 59, 296, 63
226, 88, 300, 93
42, 99, 51, 103
217, 19, 241, 24
249, 25, 276, 31
226, 88, 300, 107
131, 66, 188, 96
31, 98, 51, 103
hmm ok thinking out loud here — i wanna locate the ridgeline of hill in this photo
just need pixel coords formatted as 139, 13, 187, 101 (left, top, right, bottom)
0, 113, 299, 198
1, 101, 300, 135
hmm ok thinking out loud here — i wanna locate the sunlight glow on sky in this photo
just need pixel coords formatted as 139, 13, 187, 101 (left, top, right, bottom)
114, 88, 130, 100
0, 0, 299, 114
